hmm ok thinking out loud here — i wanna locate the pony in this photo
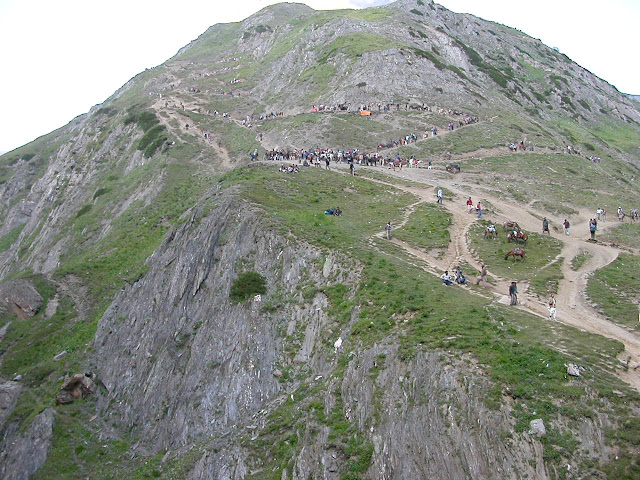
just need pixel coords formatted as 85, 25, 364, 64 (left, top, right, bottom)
505, 248, 526, 261
507, 231, 528, 245
484, 226, 498, 239
445, 163, 461, 174
502, 221, 520, 232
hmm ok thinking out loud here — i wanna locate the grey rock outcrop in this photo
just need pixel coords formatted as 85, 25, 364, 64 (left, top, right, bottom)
93, 193, 351, 449
0, 381, 22, 427
0, 408, 55, 480
0, 279, 42, 319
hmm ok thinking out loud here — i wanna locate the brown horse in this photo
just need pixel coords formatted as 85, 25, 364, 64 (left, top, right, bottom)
507, 231, 528, 245
503, 220, 520, 232
484, 227, 498, 239
505, 248, 526, 261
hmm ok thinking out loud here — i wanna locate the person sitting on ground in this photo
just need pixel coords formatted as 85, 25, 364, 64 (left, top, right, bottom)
455, 269, 467, 285
487, 224, 496, 233
325, 208, 335, 215
441, 270, 453, 285
334, 207, 342, 216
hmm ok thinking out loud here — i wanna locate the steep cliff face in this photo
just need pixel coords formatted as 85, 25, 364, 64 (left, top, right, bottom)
99, 191, 550, 479
93, 191, 355, 449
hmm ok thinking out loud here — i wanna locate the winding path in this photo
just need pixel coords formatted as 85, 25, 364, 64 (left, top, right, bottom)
350, 164, 640, 392
150, 93, 640, 391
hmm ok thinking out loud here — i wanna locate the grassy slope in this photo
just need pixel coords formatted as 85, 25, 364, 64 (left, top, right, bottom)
0, 4, 639, 479
587, 254, 640, 332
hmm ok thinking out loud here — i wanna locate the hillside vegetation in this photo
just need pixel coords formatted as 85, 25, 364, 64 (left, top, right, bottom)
0, 1, 639, 479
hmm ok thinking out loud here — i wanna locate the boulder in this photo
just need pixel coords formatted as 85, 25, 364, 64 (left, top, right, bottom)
56, 374, 96, 404
55, 390, 75, 405
567, 364, 581, 377
528, 419, 546, 436
0, 279, 43, 320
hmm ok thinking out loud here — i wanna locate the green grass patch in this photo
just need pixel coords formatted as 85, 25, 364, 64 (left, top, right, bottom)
393, 203, 452, 252
586, 254, 640, 331
468, 221, 563, 283
218, 165, 414, 249
601, 223, 640, 249
571, 251, 592, 271
0, 224, 25, 253
529, 257, 564, 297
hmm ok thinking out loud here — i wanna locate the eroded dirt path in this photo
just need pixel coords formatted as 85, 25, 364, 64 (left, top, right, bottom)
348, 164, 640, 391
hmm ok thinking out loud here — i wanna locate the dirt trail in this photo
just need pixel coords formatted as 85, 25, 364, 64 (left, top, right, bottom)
348, 165, 640, 391
151, 98, 236, 171
149, 93, 639, 389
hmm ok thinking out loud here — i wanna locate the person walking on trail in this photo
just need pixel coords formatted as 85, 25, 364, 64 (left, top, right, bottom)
385, 222, 392, 240
325, 157, 330, 170
436, 188, 443, 204
476, 201, 483, 218
441, 270, 453, 285
542, 217, 550, 235
548, 294, 557, 320
589, 218, 597, 240
509, 281, 518, 305
349, 162, 355, 176
563, 219, 570, 235
466, 197, 473, 213
476, 264, 488, 286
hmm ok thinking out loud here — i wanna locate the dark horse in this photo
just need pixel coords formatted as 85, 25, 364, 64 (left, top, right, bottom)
505, 248, 526, 261
445, 163, 461, 173
507, 231, 528, 245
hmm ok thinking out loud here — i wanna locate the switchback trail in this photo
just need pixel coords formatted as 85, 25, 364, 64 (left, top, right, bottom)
342, 163, 640, 392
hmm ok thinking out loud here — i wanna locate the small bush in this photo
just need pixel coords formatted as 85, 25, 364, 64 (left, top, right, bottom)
96, 107, 117, 117
230, 271, 267, 303
76, 205, 92, 218
138, 125, 167, 157
578, 99, 591, 111
410, 8, 424, 16
356, 82, 367, 87
93, 188, 110, 199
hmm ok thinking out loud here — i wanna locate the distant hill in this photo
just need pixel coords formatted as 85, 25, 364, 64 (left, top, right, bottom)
0, 1, 639, 479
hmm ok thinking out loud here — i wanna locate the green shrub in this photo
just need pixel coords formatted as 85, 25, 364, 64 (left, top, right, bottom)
76, 205, 92, 218
410, 8, 424, 16
138, 125, 167, 157
93, 188, 110, 200
230, 271, 267, 303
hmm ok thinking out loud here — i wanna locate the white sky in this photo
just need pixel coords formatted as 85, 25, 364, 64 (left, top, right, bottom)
0, 0, 637, 154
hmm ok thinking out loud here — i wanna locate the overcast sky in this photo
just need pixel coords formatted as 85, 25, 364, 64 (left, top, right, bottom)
0, 0, 638, 154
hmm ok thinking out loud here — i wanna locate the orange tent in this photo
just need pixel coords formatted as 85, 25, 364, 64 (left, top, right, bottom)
360, 110, 371, 116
